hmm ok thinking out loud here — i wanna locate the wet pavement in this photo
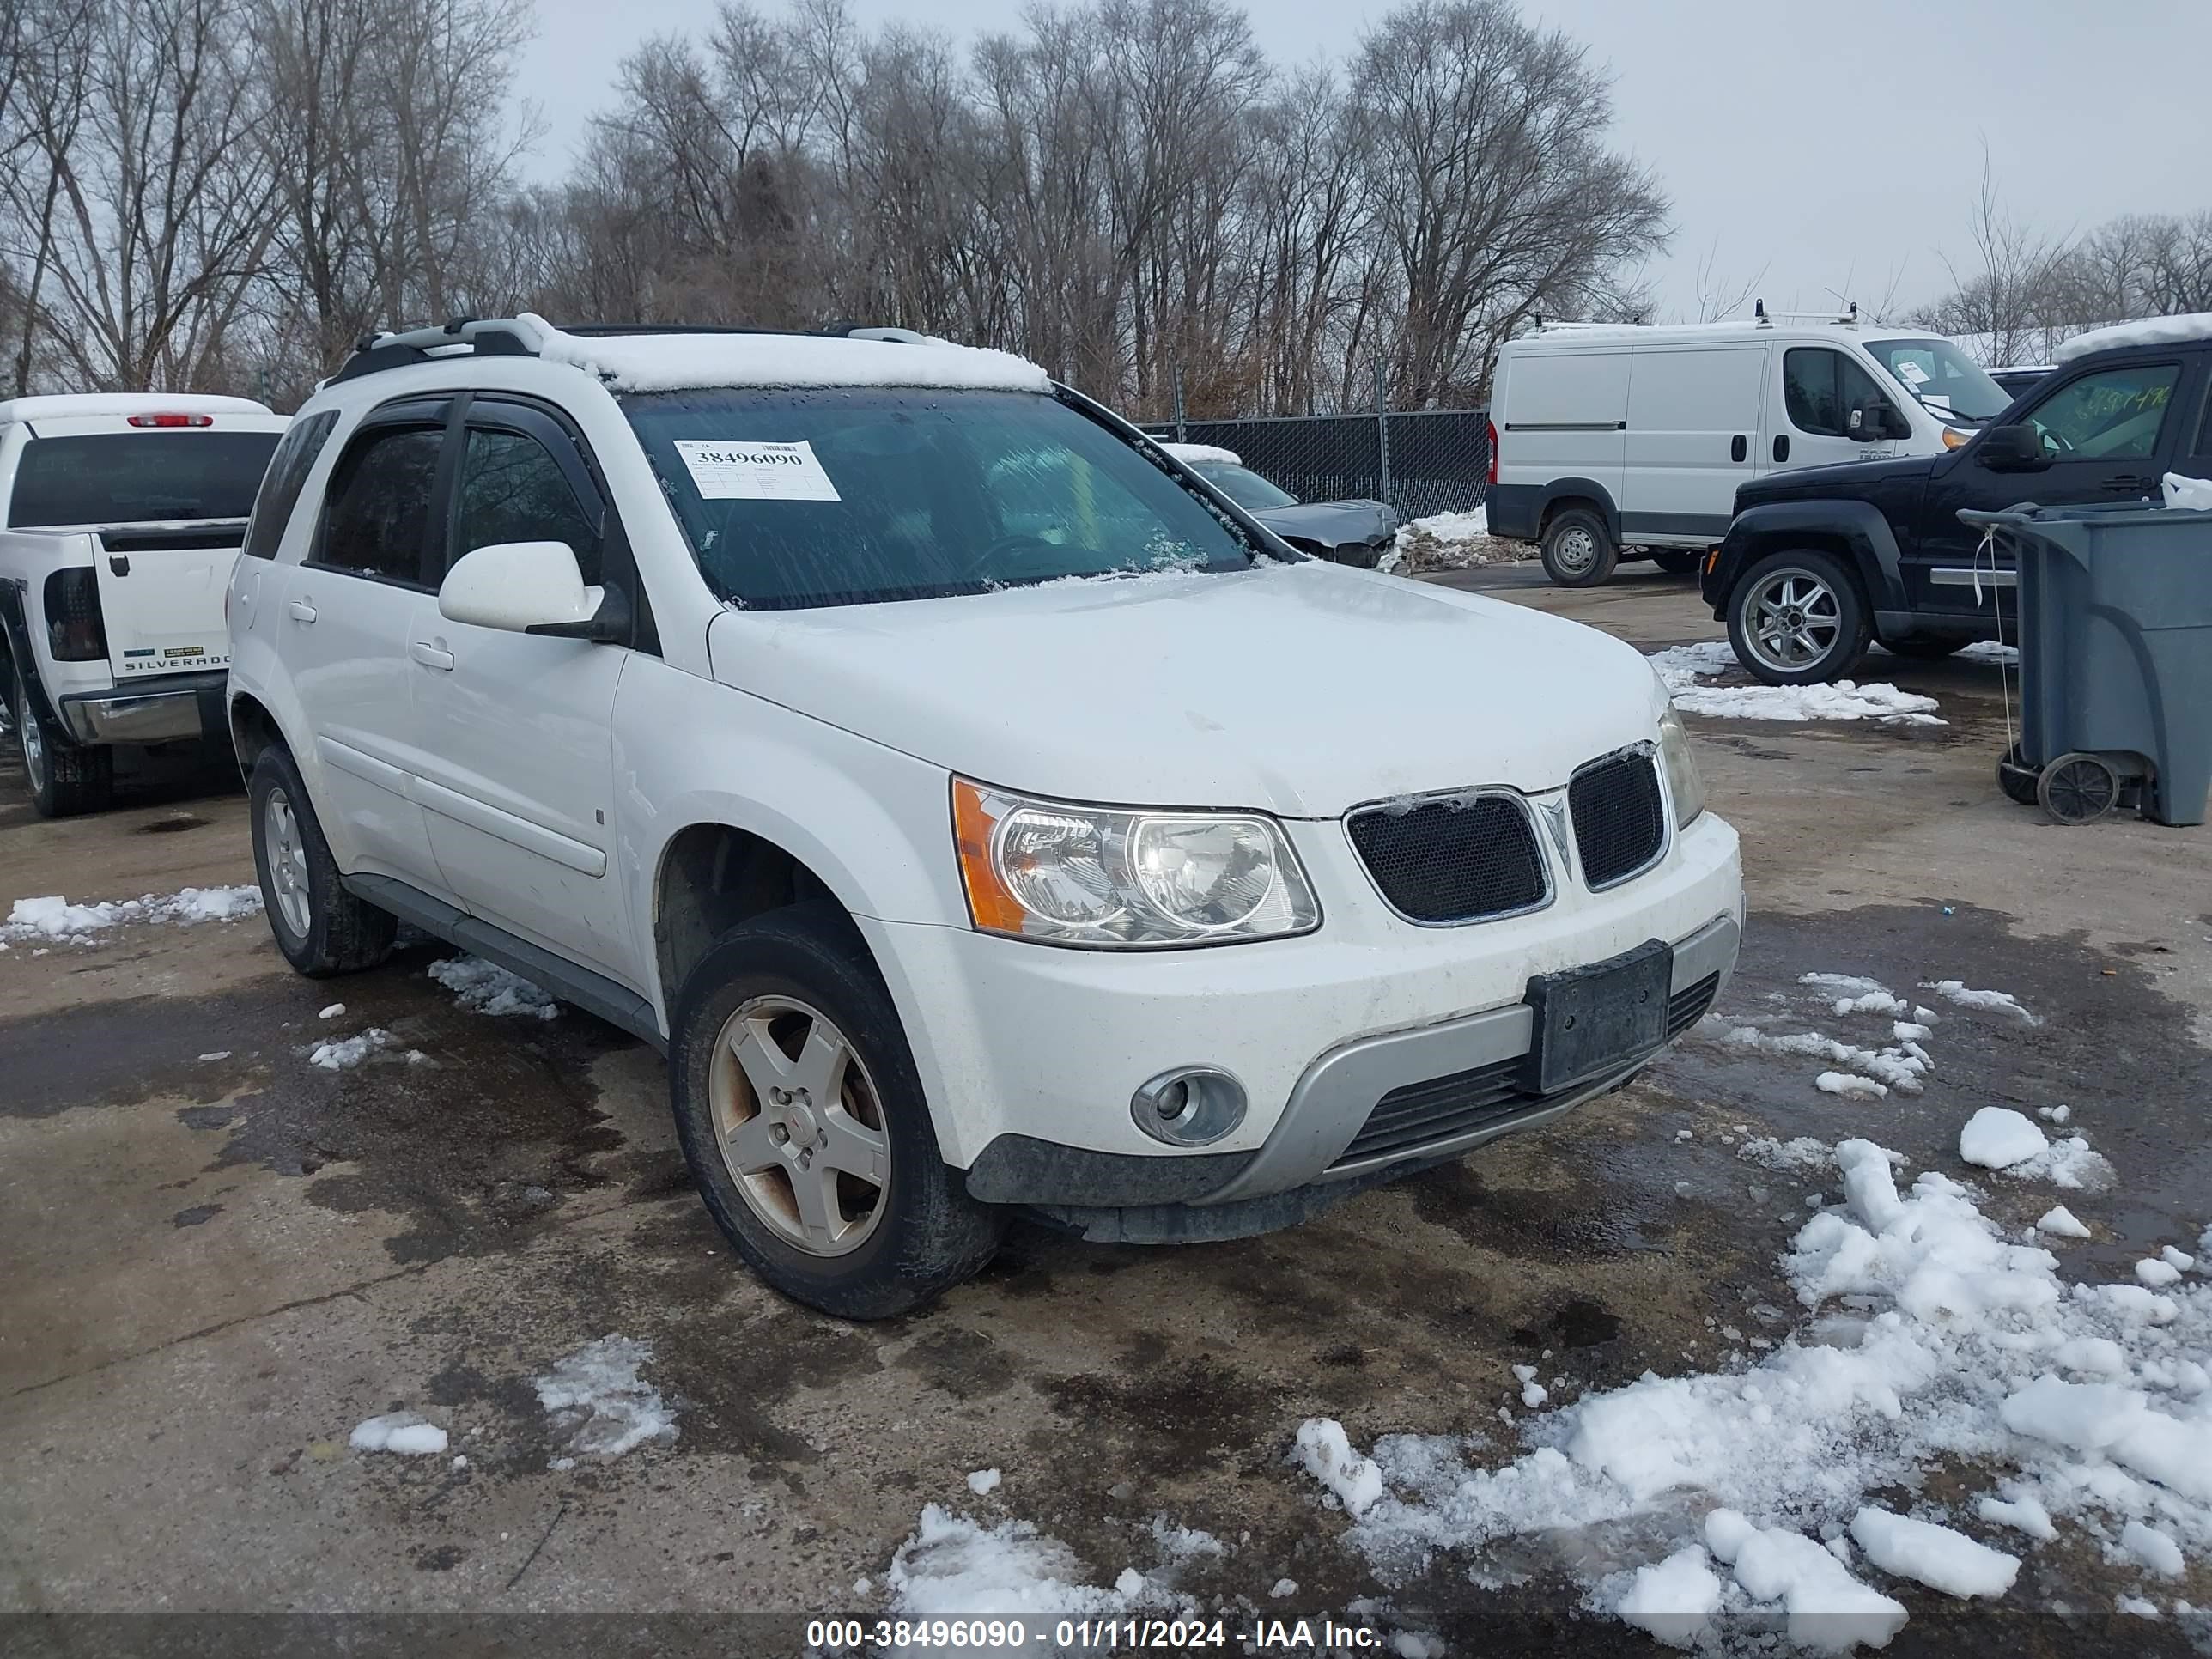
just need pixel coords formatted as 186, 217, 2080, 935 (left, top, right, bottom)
3, 571, 2209, 1655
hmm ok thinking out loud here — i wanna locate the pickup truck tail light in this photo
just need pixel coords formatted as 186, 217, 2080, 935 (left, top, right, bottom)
44, 568, 108, 661
1486, 417, 1499, 486
126, 412, 215, 428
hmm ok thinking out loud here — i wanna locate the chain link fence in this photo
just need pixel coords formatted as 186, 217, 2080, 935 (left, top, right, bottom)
1139, 374, 1492, 524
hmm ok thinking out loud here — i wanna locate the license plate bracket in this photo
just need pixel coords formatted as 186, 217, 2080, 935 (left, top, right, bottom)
1522, 939, 1673, 1095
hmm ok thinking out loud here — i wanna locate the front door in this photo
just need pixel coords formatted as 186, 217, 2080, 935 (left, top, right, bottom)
277, 404, 447, 884
409, 399, 636, 983
1912, 357, 2195, 617
1772, 346, 1909, 476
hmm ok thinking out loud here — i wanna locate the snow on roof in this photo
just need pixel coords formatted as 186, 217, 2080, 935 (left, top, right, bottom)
1159, 441, 1243, 466
2052, 312, 2212, 365
0, 392, 272, 425
514, 313, 1051, 396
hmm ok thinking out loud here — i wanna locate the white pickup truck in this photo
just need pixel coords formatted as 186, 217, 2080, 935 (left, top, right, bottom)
2, 393, 288, 815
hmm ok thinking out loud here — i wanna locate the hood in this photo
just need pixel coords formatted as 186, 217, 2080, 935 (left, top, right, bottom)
707, 560, 1662, 819
1739, 453, 1937, 507
1250, 500, 1397, 547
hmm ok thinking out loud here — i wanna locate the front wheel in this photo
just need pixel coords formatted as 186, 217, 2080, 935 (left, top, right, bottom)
669, 904, 1006, 1319
11, 665, 112, 817
1726, 550, 1871, 685
1540, 507, 1617, 587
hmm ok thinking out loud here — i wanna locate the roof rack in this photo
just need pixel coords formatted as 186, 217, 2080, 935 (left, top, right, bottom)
330, 316, 935, 385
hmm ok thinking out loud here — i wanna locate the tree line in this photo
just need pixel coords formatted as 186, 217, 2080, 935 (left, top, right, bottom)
0, 0, 1668, 416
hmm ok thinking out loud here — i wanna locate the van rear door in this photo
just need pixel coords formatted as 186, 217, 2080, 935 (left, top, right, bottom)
1498, 347, 1631, 520
1621, 344, 1769, 544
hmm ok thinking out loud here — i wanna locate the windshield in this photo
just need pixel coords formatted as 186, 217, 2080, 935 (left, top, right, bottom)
8, 432, 282, 528
1863, 337, 2013, 424
623, 388, 1260, 609
1192, 460, 1297, 511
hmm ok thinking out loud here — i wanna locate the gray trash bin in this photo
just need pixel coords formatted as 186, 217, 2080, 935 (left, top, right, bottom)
1959, 500, 2212, 826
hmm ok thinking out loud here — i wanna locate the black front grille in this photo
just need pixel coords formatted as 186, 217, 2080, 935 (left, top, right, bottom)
1331, 972, 1717, 1169
1570, 750, 1666, 890
1346, 793, 1548, 924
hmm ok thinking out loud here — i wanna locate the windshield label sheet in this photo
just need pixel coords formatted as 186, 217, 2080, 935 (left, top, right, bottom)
673, 439, 842, 501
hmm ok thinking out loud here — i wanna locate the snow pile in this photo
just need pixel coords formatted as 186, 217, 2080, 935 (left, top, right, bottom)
518, 312, 1051, 395
308, 1029, 396, 1071
428, 956, 559, 1019
2052, 313, 2212, 364
1920, 980, 2039, 1024
1956, 641, 2021, 665
349, 1412, 448, 1455
534, 1335, 678, 1459
1296, 1136, 2211, 1645
1648, 645, 1943, 726
1708, 1021, 1929, 1095
1158, 441, 1241, 466
1384, 506, 1519, 574
1959, 1107, 2047, 1170
967, 1468, 1002, 1496
3, 884, 263, 945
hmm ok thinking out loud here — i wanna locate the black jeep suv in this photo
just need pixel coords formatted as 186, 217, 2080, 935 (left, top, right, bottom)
1702, 327, 2212, 684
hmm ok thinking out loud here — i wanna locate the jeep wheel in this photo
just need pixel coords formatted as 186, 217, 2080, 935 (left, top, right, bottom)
1540, 507, 1617, 587
11, 665, 112, 817
1728, 550, 1871, 684
670, 903, 1006, 1319
248, 745, 397, 976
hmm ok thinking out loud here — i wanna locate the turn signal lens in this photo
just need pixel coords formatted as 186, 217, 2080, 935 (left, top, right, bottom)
1942, 426, 1970, 449
951, 777, 1319, 949
1658, 705, 1707, 829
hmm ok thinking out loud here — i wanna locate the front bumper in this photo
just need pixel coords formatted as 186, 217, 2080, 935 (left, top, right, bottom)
57, 670, 225, 746
866, 811, 1742, 1232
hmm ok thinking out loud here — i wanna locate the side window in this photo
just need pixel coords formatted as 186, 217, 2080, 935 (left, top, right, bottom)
241, 410, 338, 560
453, 427, 602, 586
2021, 363, 2181, 461
315, 426, 442, 583
1783, 349, 1892, 438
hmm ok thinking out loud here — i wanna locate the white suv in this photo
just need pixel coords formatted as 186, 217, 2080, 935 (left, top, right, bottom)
228, 316, 1743, 1317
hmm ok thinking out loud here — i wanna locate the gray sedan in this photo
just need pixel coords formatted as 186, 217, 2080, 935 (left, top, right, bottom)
1162, 443, 1400, 568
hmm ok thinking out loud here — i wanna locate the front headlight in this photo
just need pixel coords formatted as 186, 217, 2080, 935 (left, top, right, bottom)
1657, 704, 1707, 829
952, 779, 1320, 948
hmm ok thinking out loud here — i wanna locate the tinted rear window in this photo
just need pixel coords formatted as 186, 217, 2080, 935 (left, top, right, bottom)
623, 387, 1257, 609
8, 432, 283, 528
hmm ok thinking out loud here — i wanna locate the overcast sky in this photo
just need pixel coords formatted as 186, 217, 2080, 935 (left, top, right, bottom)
517, 0, 2212, 322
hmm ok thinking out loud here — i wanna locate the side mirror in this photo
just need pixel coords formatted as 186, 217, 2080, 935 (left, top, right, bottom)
1847, 401, 1905, 442
1974, 423, 2050, 473
437, 540, 629, 641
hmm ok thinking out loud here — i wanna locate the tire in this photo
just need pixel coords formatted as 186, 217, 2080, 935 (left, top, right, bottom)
2038, 752, 2121, 825
1881, 636, 1969, 659
669, 902, 1006, 1319
1726, 550, 1871, 685
11, 664, 112, 817
1650, 550, 1699, 575
248, 745, 396, 976
1540, 507, 1617, 587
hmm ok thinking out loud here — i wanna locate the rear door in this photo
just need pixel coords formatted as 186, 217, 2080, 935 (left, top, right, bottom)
1499, 347, 1630, 516
410, 398, 636, 981
277, 401, 449, 884
1911, 356, 2197, 617
1622, 343, 1768, 542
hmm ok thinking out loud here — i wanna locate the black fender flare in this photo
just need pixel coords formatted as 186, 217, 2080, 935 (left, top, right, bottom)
0, 580, 67, 732
1538, 479, 1621, 546
1705, 499, 1906, 619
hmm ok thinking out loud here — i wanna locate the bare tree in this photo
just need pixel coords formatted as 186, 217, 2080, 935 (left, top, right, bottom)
1911, 149, 2072, 366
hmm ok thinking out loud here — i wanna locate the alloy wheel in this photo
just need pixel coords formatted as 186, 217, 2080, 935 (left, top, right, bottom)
1744, 568, 1843, 674
16, 684, 46, 794
264, 787, 313, 939
709, 994, 890, 1257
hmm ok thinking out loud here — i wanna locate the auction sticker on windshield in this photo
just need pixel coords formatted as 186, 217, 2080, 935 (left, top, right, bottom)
674, 438, 842, 501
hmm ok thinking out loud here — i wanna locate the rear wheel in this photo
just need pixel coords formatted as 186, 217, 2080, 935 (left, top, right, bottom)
670, 903, 1006, 1319
248, 745, 397, 976
1540, 507, 1617, 587
1727, 550, 1871, 685
10, 665, 112, 817
1651, 550, 1699, 575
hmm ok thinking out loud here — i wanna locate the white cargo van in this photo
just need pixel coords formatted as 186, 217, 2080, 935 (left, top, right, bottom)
1483, 313, 2013, 586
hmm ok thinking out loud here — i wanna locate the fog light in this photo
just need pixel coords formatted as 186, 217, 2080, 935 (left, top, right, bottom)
1130, 1066, 1247, 1147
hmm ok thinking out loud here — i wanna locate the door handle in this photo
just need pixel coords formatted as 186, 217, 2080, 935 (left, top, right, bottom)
410, 641, 455, 672
2101, 474, 2154, 494
287, 599, 316, 623
1772, 434, 1790, 464
1730, 434, 1747, 463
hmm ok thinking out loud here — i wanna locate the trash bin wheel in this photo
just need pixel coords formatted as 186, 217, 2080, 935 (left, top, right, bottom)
2037, 752, 2121, 825
1996, 744, 2040, 807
